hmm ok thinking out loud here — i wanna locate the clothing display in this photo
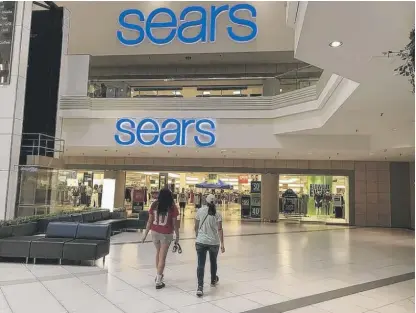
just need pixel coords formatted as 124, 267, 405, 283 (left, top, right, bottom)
333, 194, 345, 218
282, 189, 298, 213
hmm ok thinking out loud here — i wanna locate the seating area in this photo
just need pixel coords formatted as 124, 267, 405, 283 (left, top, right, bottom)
0, 209, 149, 264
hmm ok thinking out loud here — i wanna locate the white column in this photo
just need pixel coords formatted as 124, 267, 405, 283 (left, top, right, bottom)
55, 8, 71, 149
104, 171, 126, 208
0, 2, 32, 220
261, 173, 279, 221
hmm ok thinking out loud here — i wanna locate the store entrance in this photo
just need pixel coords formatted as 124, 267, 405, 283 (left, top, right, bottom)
125, 171, 261, 221
279, 174, 349, 224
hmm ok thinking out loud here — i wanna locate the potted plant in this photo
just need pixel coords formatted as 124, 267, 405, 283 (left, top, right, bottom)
111, 208, 127, 219
10, 217, 38, 237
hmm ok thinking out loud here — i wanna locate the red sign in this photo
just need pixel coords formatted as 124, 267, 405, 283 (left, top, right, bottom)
238, 175, 249, 184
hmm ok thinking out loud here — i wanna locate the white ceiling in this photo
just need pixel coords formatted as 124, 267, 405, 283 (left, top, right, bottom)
285, 1, 415, 161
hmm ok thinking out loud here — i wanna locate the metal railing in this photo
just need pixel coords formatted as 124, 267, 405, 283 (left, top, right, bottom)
21, 133, 65, 159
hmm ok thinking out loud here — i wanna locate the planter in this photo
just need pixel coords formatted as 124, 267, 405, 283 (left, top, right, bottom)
111, 211, 127, 219
57, 215, 73, 222
0, 226, 13, 239
37, 218, 58, 233
11, 222, 37, 237
71, 214, 83, 223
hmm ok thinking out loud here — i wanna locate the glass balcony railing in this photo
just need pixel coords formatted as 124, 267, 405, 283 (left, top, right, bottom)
87, 78, 320, 99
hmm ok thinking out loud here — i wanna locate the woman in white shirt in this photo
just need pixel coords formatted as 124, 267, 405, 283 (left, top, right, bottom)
194, 194, 225, 297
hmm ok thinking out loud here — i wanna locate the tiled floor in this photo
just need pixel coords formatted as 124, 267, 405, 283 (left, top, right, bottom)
0, 222, 414, 313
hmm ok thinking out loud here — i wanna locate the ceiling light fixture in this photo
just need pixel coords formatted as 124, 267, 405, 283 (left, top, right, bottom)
329, 41, 342, 48
392, 128, 397, 131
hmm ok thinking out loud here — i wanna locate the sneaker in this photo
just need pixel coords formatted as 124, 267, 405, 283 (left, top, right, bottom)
156, 282, 166, 290
196, 286, 203, 297
211, 276, 219, 287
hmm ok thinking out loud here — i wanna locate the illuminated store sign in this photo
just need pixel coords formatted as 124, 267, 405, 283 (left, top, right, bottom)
117, 4, 257, 46
115, 118, 216, 147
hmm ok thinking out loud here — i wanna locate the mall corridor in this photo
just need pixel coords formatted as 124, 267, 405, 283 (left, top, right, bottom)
0, 222, 414, 313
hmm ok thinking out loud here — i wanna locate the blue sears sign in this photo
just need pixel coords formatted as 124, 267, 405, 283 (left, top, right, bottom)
117, 4, 257, 46
115, 118, 216, 147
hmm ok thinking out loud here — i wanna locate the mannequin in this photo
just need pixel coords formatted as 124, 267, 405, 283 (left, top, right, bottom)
314, 192, 323, 215
86, 185, 93, 207
98, 184, 103, 207
91, 184, 99, 208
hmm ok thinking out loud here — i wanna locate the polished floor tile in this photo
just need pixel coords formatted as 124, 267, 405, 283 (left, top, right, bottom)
0, 222, 413, 313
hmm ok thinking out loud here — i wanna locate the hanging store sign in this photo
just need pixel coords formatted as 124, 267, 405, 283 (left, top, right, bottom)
309, 184, 330, 197
240, 195, 251, 217
238, 175, 248, 184
117, 4, 257, 46
0, 1, 16, 85
250, 195, 261, 218
250, 181, 261, 193
115, 118, 216, 147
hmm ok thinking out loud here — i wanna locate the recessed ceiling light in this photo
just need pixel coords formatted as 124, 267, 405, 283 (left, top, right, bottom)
329, 41, 342, 48
392, 128, 397, 131
307, 152, 313, 155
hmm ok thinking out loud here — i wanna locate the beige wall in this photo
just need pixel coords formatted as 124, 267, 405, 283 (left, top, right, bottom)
62, 1, 294, 56
64, 156, 409, 227
354, 162, 391, 227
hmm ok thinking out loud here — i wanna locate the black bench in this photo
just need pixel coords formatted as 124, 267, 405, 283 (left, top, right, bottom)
63, 223, 110, 264
125, 210, 149, 231
29, 222, 79, 264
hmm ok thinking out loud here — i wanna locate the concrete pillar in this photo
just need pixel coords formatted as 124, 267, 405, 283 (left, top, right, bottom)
104, 171, 126, 208
261, 173, 279, 221
262, 78, 281, 96
55, 8, 71, 148
0, 2, 32, 220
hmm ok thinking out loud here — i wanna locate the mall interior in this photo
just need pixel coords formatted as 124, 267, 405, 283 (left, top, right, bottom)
0, 1, 415, 313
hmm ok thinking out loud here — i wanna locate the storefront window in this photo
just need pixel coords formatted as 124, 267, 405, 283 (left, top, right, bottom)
279, 174, 349, 224
16, 168, 106, 217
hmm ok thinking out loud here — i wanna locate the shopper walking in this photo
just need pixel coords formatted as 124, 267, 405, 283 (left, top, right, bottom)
142, 188, 180, 289
194, 194, 225, 297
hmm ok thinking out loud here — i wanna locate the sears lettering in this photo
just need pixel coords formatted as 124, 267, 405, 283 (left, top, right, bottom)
117, 4, 257, 46
114, 118, 216, 147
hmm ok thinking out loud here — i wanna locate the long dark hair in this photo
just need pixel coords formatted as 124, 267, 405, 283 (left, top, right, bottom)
207, 201, 216, 216
157, 188, 174, 216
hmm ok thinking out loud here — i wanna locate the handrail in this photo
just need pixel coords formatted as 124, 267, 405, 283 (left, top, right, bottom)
60, 85, 317, 111
21, 133, 65, 159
